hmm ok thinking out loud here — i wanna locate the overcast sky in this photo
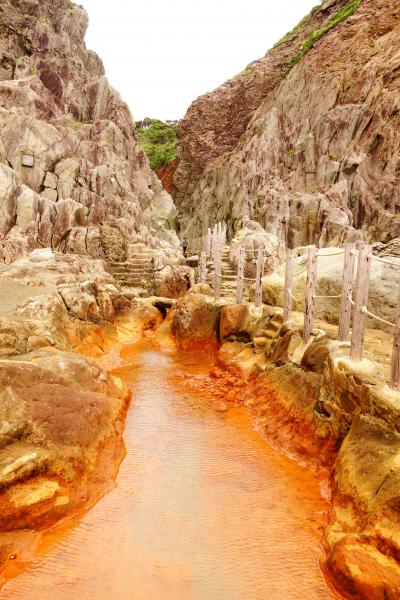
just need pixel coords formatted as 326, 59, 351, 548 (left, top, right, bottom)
79, 0, 319, 122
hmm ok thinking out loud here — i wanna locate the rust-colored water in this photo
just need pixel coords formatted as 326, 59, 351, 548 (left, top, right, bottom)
1, 340, 343, 599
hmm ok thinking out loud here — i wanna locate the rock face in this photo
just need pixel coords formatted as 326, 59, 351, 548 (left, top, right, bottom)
175, 0, 400, 250
0, 0, 180, 264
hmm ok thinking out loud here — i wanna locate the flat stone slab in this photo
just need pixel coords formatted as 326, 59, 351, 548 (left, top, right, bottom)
0, 280, 57, 320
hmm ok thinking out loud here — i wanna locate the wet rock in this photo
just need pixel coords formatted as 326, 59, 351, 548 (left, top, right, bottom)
172, 292, 218, 349
211, 400, 228, 413
327, 537, 400, 600
0, 348, 130, 530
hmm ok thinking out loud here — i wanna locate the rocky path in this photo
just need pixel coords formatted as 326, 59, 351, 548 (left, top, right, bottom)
1, 338, 343, 600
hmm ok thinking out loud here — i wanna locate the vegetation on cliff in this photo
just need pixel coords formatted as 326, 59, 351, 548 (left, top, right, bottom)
136, 118, 177, 171
284, 0, 362, 74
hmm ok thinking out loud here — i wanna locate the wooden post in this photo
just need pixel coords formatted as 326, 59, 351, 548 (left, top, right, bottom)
303, 246, 318, 344
350, 244, 372, 361
206, 228, 212, 256
283, 249, 294, 323
222, 223, 227, 246
236, 246, 245, 304
255, 246, 264, 308
199, 252, 206, 284
214, 243, 221, 300
391, 284, 400, 391
212, 224, 218, 261
338, 243, 356, 341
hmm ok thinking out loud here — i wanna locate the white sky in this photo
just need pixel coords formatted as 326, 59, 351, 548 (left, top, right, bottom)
79, 0, 320, 122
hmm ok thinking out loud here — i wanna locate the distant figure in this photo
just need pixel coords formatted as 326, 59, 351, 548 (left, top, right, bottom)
182, 238, 188, 257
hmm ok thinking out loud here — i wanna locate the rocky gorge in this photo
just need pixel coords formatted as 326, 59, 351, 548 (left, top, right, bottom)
0, 0, 400, 599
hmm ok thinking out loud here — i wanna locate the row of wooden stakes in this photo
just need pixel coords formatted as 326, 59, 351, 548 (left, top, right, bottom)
284, 243, 400, 392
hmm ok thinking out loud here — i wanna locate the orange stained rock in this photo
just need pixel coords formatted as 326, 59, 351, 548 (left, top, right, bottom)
1, 339, 345, 600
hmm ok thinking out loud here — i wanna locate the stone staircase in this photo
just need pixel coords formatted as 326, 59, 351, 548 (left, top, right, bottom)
107, 249, 154, 289
220, 245, 237, 298
204, 245, 239, 299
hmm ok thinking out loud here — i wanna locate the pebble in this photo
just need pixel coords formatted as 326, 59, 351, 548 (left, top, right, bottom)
211, 400, 228, 413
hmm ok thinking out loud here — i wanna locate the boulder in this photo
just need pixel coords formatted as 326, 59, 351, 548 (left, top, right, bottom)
219, 303, 277, 343
229, 224, 284, 277
172, 292, 218, 348
0, 348, 130, 531
153, 265, 191, 298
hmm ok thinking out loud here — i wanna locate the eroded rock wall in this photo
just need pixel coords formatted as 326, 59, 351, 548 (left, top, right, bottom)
0, 0, 180, 264
175, 0, 400, 249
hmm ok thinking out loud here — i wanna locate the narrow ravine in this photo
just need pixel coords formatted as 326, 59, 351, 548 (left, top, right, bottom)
1, 338, 344, 600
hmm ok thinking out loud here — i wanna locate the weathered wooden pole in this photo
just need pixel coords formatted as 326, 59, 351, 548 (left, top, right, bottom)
338, 243, 356, 341
283, 249, 294, 323
199, 252, 206, 284
254, 246, 264, 308
212, 224, 218, 261
350, 244, 372, 361
236, 246, 245, 304
222, 223, 227, 246
391, 283, 400, 391
206, 228, 212, 256
214, 242, 221, 300
303, 246, 318, 344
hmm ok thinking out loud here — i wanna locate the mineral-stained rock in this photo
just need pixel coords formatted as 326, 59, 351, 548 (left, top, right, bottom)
175, 0, 400, 249
153, 265, 191, 299
326, 415, 400, 599
0, 348, 130, 531
172, 292, 219, 348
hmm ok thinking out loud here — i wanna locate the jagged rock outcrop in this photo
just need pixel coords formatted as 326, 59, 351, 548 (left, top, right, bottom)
0, 0, 181, 264
175, 0, 400, 250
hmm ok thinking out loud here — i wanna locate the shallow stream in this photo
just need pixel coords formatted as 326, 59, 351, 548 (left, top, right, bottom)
1, 338, 343, 599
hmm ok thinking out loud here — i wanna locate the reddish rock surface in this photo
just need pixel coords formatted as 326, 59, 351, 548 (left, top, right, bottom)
156, 159, 178, 194
175, 0, 400, 249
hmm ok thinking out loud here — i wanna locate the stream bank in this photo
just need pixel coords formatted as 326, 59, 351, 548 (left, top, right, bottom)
0, 334, 342, 599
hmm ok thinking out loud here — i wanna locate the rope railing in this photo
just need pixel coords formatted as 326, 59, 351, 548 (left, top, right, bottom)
361, 307, 395, 328
196, 230, 400, 392
371, 254, 400, 268
314, 294, 342, 299
283, 243, 400, 392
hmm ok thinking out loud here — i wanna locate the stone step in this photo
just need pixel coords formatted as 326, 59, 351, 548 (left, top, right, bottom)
111, 268, 153, 274
109, 257, 152, 266
114, 275, 153, 282
112, 264, 153, 270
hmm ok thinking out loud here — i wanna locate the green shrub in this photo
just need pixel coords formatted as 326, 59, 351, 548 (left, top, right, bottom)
284, 0, 362, 75
136, 118, 177, 171
273, 4, 321, 49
